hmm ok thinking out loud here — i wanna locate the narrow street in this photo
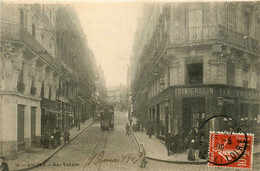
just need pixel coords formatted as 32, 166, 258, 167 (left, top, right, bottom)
32, 111, 140, 171
32, 110, 260, 171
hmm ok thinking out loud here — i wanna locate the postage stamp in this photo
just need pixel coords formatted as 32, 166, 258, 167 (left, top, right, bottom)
208, 132, 254, 169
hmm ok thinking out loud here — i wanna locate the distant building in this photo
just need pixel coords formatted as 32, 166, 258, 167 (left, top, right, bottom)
95, 65, 107, 103
106, 84, 127, 111
130, 2, 260, 149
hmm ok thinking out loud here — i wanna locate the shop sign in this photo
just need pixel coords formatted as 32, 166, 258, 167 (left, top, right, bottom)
175, 87, 213, 96
41, 98, 60, 110
218, 88, 258, 99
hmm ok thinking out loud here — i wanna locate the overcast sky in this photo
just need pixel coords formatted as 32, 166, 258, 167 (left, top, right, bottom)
74, 2, 142, 87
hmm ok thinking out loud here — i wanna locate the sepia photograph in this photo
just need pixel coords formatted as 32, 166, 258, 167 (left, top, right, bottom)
0, 0, 260, 170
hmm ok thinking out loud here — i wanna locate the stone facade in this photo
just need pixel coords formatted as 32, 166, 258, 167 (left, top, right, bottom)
0, 3, 97, 158
130, 2, 260, 149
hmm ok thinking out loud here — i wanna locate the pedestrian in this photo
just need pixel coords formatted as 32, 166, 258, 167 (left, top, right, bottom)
187, 139, 196, 161
171, 134, 177, 155
56, 128, 62, 145
125, 123, 130, 136
51, 129, 57, 148
129, 118, 133, 126
198, 136, 207, 159
147, 124, 153, 138
166, 133, 172, 156
64, 130, 70, 144
0, 156, 9, 171
139, 143, 146, 168
43, 131, 51, 148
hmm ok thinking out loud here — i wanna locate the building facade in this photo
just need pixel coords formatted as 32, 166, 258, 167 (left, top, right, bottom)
95, 65, 107, 103
130, 2, 260, 150
0, 3, 97, 158
107, 84, 127, 111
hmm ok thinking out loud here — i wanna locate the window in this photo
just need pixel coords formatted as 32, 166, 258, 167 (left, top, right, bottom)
30, 77, 36, 95
244, 11, 251, 36
243, 69, 249, 88
49, 88, 52, 99
188, 9, 202, 40
17, 105, 25, 150
227, 4, 236, 30
227, 60, 235, 85
187, 63, 203, 85
17, 63, 25, 92
32, 24, 36, 38
41, 82, 44, 98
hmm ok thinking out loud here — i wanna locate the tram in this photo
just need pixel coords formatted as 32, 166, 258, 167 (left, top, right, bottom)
100, 105, 114, 130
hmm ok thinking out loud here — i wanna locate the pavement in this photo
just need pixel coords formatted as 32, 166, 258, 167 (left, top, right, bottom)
130, 117, 260, 164
7, 119, 94, 171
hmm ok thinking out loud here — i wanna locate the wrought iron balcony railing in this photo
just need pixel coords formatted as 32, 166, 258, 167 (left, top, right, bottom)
1, 22, 61, 71
171, 25, 259, 53
17, 82, 25, 93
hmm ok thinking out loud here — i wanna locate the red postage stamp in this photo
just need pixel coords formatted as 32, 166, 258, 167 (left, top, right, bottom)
208, 132, 254, 169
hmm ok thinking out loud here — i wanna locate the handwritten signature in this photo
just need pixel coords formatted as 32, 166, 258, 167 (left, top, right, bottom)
86, 151, 144, 165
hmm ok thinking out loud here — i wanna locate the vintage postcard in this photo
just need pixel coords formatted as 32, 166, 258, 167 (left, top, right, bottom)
0, 0, 260, 170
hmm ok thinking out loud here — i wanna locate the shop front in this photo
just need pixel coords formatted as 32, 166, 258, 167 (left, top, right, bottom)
41, 98, 61, 135
173, 85, 259, 151
148, 85, 259, 152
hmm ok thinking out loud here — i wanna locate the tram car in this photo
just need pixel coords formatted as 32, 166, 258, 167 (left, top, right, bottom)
100, 105, 114, 130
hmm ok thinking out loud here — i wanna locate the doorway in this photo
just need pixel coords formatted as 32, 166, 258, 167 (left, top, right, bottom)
183, 97, 205, 137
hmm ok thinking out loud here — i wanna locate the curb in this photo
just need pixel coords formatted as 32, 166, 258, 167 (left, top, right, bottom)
131, 130, 260, 165
12, 120, 95, 171
130, 130, 207, 165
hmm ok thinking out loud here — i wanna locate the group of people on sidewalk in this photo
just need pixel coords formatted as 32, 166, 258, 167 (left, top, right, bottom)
40, 128, 70, 149
185, 128, 208, 161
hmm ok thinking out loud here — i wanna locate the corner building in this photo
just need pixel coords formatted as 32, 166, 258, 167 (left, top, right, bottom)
130, 2, 260, 151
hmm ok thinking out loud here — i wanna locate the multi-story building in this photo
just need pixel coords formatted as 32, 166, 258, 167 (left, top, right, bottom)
130, 2, 260, 150
0, 3, 97, 158
107, 84, 127, 111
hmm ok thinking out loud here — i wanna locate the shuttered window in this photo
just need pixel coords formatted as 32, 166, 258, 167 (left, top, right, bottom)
17, 105, 25, 150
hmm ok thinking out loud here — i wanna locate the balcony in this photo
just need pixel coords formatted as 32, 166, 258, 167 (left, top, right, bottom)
171, 25, 259, 54
17, 82, 25, 93
1, 22, 61, 71
30, 86, 36, 96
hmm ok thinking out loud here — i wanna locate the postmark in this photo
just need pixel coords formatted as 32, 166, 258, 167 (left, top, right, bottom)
208, 132, 254, 169
197, 115, 254, 169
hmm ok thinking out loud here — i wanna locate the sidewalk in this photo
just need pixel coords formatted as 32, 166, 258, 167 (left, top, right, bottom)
8, 119, 94, 171
131, 126, 260, 164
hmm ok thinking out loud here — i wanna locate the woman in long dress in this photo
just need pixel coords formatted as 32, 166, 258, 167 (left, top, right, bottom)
188, 139, 196, 161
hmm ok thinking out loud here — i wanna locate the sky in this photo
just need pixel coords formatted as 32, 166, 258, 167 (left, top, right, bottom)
74, 2, 143, 87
